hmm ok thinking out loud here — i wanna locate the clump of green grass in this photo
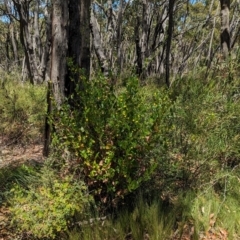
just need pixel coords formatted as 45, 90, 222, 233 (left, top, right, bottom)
66, 181, 240, 240
0, 164, 39, 206
171, 171, 240, 240
67, 196, 174, 240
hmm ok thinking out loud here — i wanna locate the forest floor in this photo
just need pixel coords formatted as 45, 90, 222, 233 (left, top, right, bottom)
0, 142, 229, 240
0, 139, 229, 240
0, 141, 44, 169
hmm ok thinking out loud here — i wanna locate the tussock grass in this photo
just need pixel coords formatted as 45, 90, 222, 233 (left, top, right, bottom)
69, 196, 174, 240
0, 164, 38, 206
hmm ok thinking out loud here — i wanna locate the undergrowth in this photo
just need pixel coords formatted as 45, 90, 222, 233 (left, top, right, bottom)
9, 163, 92, 239
0, 164, 38, 206
3, 65, 240, 239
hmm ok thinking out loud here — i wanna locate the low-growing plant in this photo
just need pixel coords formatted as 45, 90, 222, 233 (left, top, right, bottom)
9, 165, 92, 239
0, 164, 38, 205
173, 175, 240, 240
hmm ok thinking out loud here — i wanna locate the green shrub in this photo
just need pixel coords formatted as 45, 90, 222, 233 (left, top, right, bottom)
153, 76, 240, 196
10, 166, 92, 239
51, 75, 171, 203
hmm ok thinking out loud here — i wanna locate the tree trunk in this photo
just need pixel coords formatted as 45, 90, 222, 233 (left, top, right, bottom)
220, 0, 230, 58
43, 0, 68, 156
135, 16, 143, 76
43, 0, 91, 156
67, 0, 81, 97
50, 0, 68, 107
80, 0, 91, 77
14, 1, 34, 83
66, 0, 91, 97
116, 0, 124, 73
165, 0, 175, 87
12, 0, 48, 84
40, 4, 52, 82
90, 10, 109, 75
9, 23, 19, 65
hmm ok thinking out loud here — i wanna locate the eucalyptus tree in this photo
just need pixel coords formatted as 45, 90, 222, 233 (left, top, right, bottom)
171, 1, 212, 74
91, 0, 171, 80
90, 8, 109, 75
0, 0, 239, 87
91, 0, 130, 76
49, 0, 91, 106
230, 0, 240, 50
119, 0, 170, 79
220, 0, 230, 57
165, 0, 175, 87
0, 0, 20, 70
0, 0, 51, 83
12, 0, 42, 83
43, 0, 91, 156
49, 0, 68, 108
0, 20, 10, 69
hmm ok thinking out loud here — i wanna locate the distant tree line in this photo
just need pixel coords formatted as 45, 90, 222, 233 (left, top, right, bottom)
0, 0, 238, 84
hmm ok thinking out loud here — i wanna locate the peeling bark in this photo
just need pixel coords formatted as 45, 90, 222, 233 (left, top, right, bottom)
50, 0, 68, 108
